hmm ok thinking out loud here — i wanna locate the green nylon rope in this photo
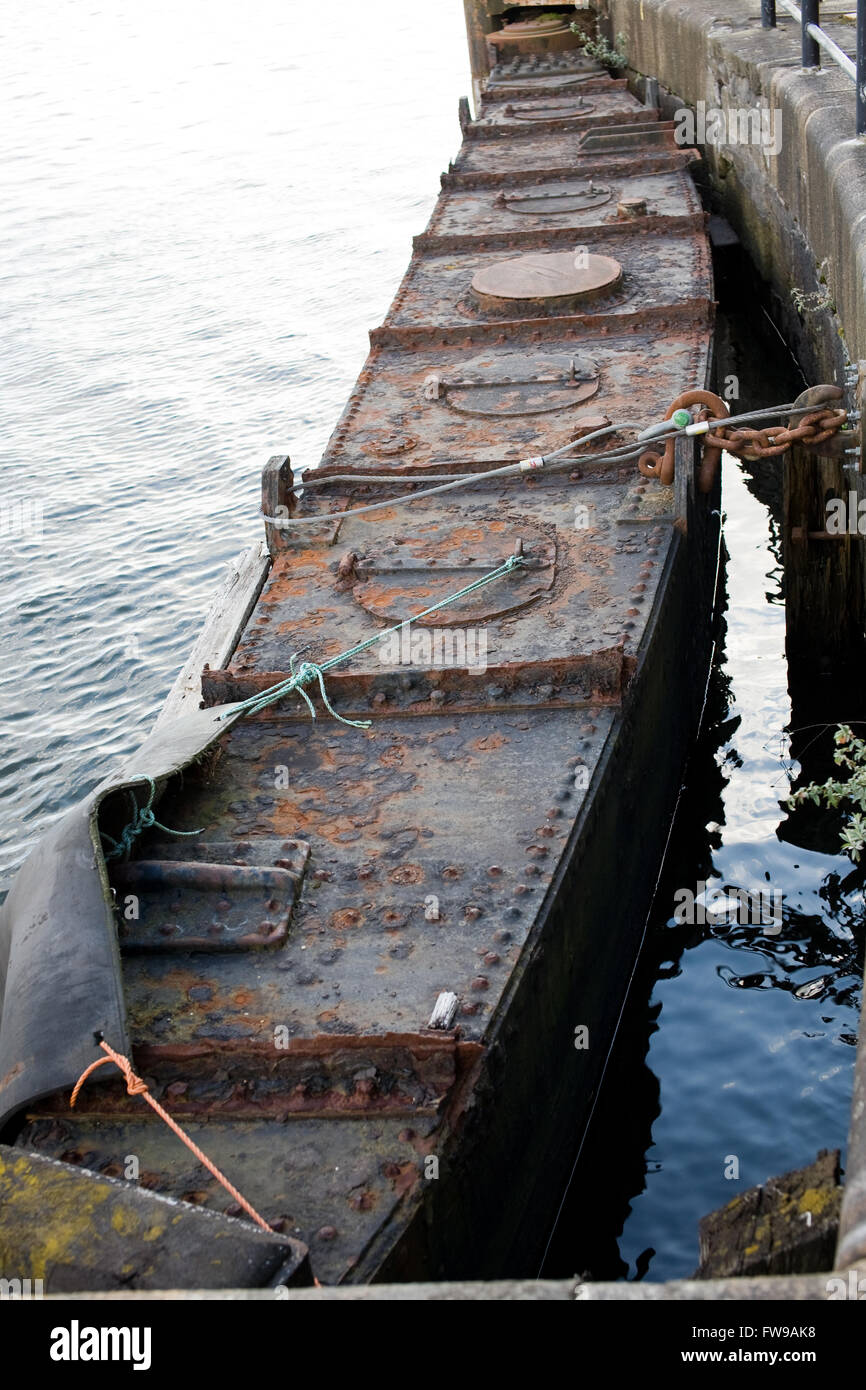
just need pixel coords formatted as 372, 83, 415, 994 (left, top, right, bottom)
99, 560, 524, 865
100, 776, 204, 862
219, 553, 527, 727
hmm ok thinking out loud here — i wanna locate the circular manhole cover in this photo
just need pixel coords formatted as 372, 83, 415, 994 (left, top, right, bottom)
500, 16, 571, 35
503, 99, 594, 121
498, 182, 612, 215
471, 250, 622, 315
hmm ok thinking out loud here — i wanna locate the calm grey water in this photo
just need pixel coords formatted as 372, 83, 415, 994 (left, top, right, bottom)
1, 0, 470, 880
1, 3, 859, 1282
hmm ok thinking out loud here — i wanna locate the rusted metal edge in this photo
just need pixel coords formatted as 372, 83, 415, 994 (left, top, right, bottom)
200, 651, 633, 717
481, 76, 628, 103
442, 146, 691, 189
461, 107, 660, 141
134, 1032, 471, 1061
37, 1036, 485, 1121
370, 299, 714, 350
413, 212, 706, 255
309, 437, 625, 487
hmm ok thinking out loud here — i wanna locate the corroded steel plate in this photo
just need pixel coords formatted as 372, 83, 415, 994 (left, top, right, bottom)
348, 522, 556, 625
118, 701, 622, 1051
450, 123, 685, 182
463, 89, 650, 139
228, 489, 666, 677
485, 72, 618, 99
320, 331, 711, 472
488, 51, 603, 80
19, 1113, 437, 1286
110, 838, 310, 952
483, 67, 617, 101
379, 231, 710, 335
470, 250, 623, 314
425, 169, 701, 238
421, 351, 599, 418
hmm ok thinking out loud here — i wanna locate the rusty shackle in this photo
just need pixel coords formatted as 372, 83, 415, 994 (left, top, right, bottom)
638, 390, 730, 491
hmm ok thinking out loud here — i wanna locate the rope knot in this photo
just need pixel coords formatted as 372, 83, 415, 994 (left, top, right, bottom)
121, 1068, 150, 1098
100, 776, 203, 863
71, 1039, 273, 1233
219, 556, 524, 728
293, 660, 321, 687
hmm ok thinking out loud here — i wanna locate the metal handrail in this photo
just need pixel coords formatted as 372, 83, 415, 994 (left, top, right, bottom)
762, 0, 865, 135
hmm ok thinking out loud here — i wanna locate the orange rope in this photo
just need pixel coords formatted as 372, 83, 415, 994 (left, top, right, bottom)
71, 1039, 273, 1234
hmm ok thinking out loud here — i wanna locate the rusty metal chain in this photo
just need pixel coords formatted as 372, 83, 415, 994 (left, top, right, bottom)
702, 407, 848, 461
639, 391, 848, 493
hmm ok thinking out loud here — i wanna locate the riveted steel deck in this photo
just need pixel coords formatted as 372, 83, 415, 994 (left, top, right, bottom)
3, 41, 720, 1290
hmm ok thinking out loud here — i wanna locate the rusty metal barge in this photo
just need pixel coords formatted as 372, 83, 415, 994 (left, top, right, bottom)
0, 22, 723, 1290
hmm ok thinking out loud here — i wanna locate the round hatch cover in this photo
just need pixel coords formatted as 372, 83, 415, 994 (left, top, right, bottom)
498, 181, 612, 215
498, 16, 572, 36
471, 251, 622, 315
504, 99, 593, 121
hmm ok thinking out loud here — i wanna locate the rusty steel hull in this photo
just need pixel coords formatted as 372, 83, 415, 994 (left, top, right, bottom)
0, 49, 720, 1288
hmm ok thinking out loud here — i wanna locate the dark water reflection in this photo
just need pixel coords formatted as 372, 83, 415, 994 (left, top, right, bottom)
543, 252, 864, 1282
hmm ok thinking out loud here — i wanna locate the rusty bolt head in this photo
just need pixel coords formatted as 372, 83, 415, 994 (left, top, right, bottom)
315, 1226, 338, 1242
471, 976, 490, 991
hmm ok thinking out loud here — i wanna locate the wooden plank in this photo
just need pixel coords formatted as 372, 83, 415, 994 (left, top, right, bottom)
152, 542, 270, 734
